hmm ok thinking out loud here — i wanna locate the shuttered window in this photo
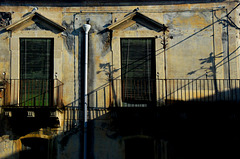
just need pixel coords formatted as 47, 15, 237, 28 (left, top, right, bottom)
20, 38, 53, 80
121, 38, 156, 105
20, 38, 53, 106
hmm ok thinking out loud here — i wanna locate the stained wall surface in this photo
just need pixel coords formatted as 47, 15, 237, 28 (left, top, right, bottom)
0, 0, 240, 158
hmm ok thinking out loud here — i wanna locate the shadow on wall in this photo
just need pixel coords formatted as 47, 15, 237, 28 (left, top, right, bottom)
0, 110, 81, 159
1, 94, 240, 159
88, 5, 240, 96
91, 100, 240, 159
2, 3, 240, 159
187, 47, 240, 79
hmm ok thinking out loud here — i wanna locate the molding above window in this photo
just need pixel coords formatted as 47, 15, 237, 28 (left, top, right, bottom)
5, 12, 65, 32
107, 11, 166, 32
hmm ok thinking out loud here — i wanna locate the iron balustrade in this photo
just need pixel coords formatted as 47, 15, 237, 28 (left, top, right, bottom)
2, 79, 63, 108
87, 79, 240, 109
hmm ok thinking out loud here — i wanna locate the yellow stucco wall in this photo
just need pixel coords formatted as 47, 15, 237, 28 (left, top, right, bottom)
0, 1, 240, 157
0, 2, 240, 106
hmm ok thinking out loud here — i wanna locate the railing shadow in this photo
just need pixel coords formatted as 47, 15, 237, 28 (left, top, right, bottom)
162, 79, 240, 105
86, 79, 240, 109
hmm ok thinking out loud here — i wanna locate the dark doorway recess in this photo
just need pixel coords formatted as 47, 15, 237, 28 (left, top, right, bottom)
20, 137, 50, 159
125, 138, 155, 159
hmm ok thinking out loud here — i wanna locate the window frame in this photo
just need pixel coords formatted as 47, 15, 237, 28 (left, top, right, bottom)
19, 38, 54, 107
120, 38, 156, 106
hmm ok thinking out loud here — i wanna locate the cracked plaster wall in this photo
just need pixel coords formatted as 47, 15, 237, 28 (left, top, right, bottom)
0, 1, 240, 158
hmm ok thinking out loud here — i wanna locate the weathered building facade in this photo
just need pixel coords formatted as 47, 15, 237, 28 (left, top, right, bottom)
1, 0, 240, 158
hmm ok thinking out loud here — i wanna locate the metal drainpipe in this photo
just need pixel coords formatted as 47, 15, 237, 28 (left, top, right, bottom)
82, 23, 91, 159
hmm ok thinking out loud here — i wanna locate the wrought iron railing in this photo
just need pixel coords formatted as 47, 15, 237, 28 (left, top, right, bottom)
87, 79, 240, 109
2, 79, 63, 108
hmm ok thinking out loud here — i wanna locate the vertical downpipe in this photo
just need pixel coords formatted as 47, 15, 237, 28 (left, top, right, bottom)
212, 10, 218, 96
163, 26, 168, 104
226, 9, 231, 92
83, 23, 91, 159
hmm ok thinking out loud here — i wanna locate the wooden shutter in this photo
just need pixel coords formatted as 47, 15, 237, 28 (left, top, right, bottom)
20, 38, 53, 106
20, 38, 53, 80
121, 38, 156, 105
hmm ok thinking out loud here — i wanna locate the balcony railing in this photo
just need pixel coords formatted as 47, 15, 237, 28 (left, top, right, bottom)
2, 79, 63, 108
88, 79, 240, 109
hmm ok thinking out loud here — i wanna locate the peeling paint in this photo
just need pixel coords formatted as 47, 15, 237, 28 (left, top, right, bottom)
0, 1, 240, 158
62, 20, 75, 52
